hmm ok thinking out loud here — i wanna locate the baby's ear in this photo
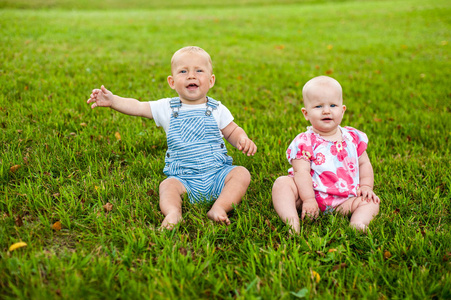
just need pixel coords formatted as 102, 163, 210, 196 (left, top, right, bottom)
342, 105, 347, 113
209, 74, 216, 88
167, 76, 175, 89
301, 107, 309, 120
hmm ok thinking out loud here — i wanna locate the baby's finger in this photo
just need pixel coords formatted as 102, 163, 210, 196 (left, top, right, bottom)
373, 195, 380, 204
356, 189, 362, 197
237, 140, 244, 151
87, 95, 97, 103
302, 208, 316, 220
244, 142, 256, 156
240, 139, 250, 154
362, 191, 370, 200
101, 85, 111, 95
248, 142, 257, 156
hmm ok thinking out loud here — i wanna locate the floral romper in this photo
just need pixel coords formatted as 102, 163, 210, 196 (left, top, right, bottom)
286, 126, 368, 212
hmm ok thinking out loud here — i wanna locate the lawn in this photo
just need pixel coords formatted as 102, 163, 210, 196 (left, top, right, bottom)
1, 0, 450, 298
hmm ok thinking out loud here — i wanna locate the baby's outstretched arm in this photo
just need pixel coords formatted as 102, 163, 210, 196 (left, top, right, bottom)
357, 151, 380, 204
292, 159, 319, 220
87, 85, 153, 119
222, 122, 257, 156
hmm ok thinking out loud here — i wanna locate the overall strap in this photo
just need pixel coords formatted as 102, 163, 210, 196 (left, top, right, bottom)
170, 97, 182, 118
205, 97, 219, 116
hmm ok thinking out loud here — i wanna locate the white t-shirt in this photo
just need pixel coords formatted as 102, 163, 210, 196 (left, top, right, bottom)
149, 98, 234, 136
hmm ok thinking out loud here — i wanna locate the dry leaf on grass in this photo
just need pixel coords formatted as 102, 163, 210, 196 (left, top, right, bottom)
332, 263, 348, 271
10, 165, 21, 173
311, 270, 320, 283
9, 242, 27, 252
115, 132, 121, 141
179, 247, 187, 256
15, 215, 23, 227
103, 203, 113, 212
52, 221, 62, 231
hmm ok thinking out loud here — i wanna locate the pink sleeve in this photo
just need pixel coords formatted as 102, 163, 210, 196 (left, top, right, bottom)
345, 127, 368, 157
286, 132, 314, 164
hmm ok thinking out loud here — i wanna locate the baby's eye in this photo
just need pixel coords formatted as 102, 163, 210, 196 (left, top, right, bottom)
180, 70, 187, 74
331, 104, 337, 107
315, 105, 322, 108
196, 69, 203, 73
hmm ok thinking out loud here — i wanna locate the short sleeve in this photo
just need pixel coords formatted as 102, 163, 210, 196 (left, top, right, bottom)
344, 126, 368, 157
286, 132, 314, 164
149, 98, 171, 133
215, 102, 234, 130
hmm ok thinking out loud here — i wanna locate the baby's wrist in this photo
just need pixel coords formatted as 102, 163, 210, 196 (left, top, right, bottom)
302, 198, 317, 204
359, 184, 373, 189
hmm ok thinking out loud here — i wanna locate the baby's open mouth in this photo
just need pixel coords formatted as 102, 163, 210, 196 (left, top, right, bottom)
186, 83, 198, 88
322, 118, 333, 121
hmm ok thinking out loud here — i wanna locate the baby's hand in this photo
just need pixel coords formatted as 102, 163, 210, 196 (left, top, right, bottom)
87, 85, 114, 109
238, 137, 257, 156
357, 185, 380, 204
301, 199, 319, 220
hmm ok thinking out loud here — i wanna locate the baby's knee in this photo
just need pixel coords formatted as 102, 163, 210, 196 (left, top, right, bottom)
159, 178, 172, 190
358, 198, 380, 215
370, 200, 380, 215
159, 178, 184, 195
232, 166, 251, 185
272, 176, 294, 191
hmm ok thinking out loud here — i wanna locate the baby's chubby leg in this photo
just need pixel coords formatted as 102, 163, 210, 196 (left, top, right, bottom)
336, 196, 380, 231
207, 166, 251, 225
159, 178, 186, 229
272, 176, 303, 234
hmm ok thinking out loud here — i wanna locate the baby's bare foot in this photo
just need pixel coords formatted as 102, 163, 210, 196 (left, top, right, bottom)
350, 222, 368, 232
287, 219, 301, 235
161, 213, 182, 230
207, 207, 231, 225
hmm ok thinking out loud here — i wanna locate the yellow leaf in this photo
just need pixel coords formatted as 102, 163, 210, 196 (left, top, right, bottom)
328, 248, 337, 253
9, 242, 27, 252
52, 221, 62, 231
384, 250, 392, 259
311, 270, 320, 283
115, 132, 121, 140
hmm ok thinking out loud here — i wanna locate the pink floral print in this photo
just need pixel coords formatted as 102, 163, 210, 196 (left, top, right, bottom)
286, 126, 368, 212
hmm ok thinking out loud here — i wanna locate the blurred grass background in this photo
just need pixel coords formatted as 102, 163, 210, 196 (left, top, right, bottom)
1, 0, 450, 298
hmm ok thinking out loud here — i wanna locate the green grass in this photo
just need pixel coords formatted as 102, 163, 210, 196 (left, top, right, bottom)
1, 0, 450, 298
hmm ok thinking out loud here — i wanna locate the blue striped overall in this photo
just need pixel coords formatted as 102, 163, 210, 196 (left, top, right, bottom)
163, 97, 235, 203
